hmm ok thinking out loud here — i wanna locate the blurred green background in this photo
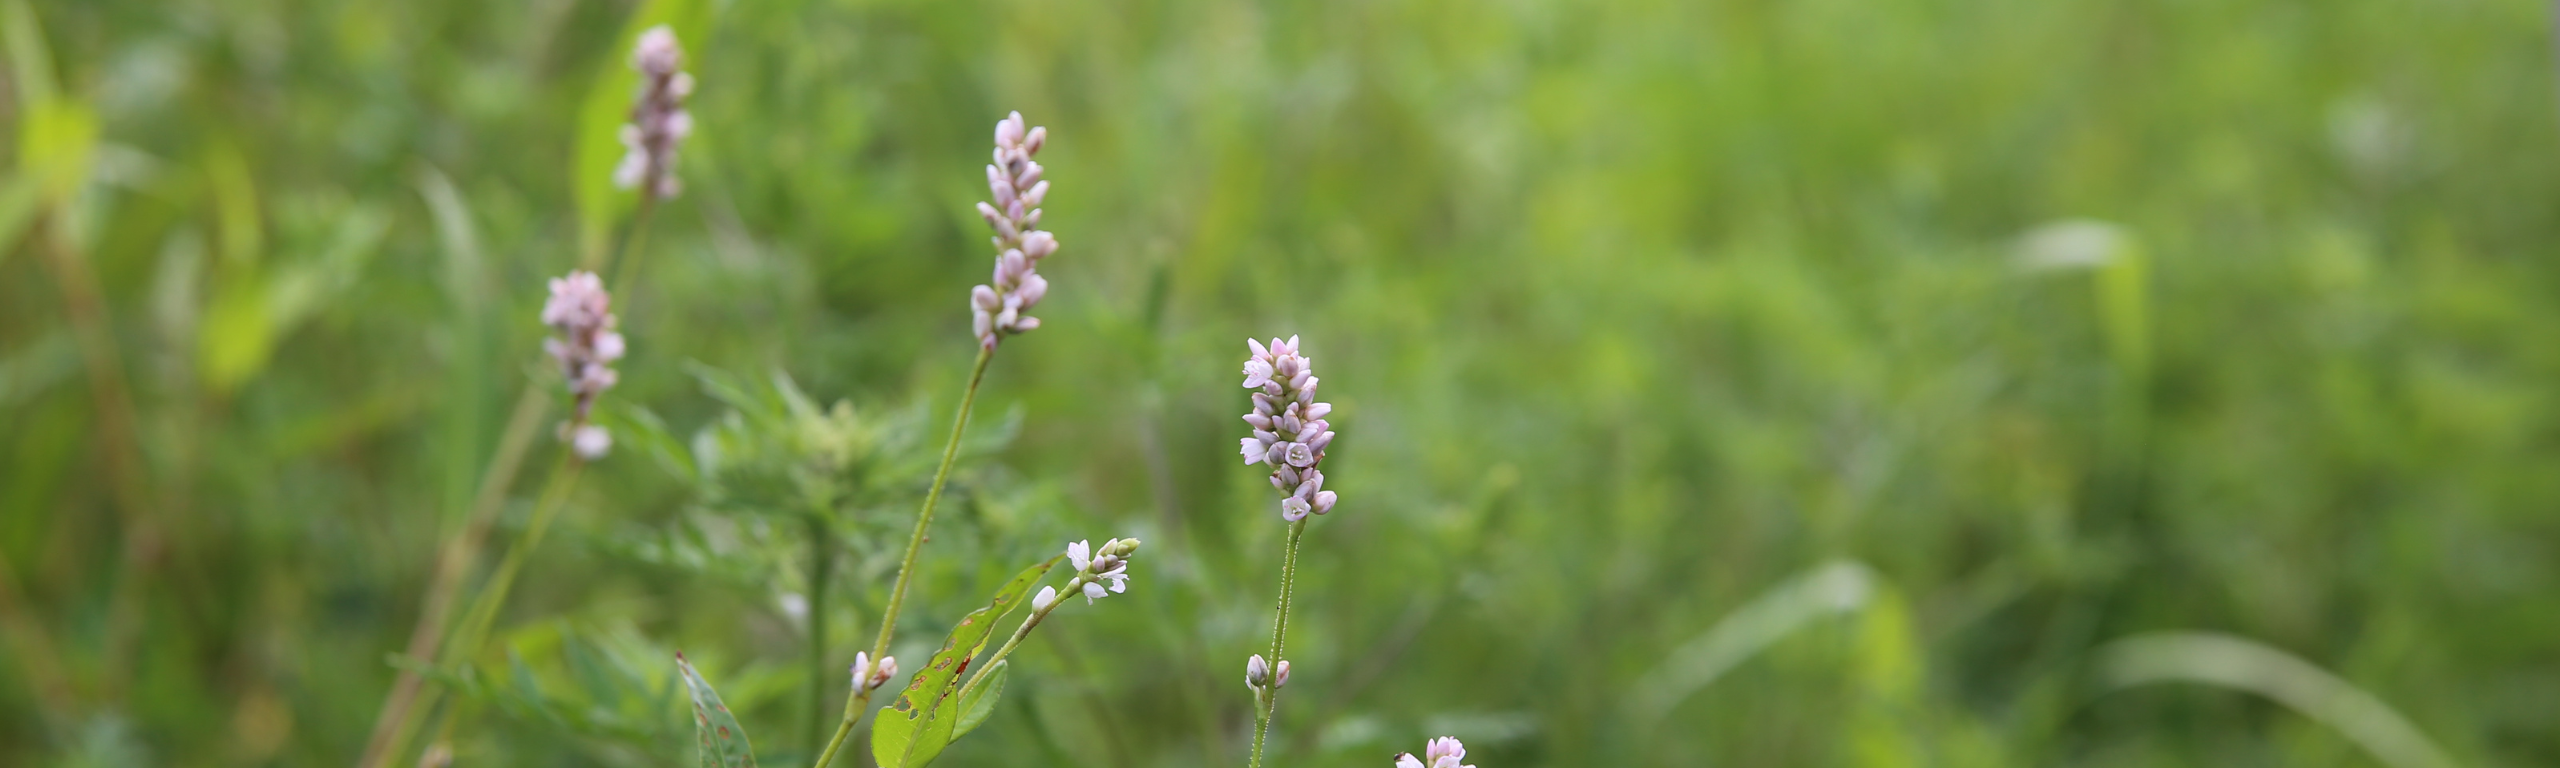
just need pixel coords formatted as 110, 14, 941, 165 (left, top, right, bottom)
4, 0, 2559, 766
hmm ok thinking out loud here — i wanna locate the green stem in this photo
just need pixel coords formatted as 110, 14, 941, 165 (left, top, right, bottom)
358, 384, 549, 768
1248, 518, 1309, 768
448, 453, 585, 668
604, 195, 658, 300
953, 577, 1074, 706
369, 451, 583, 768
810, 344, 996, 768
806, 512, 834, 755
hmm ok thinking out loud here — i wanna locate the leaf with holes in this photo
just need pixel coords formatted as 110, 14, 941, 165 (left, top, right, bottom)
677, 653, 757, 768
871, 556, 1060, 768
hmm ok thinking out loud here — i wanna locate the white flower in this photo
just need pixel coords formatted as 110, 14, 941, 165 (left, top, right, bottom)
570, 423, 612, 460
1061, 537, 1138, 604
1423, 736, 1472, 768
1067, 540, 1092, 571
1395, 755, 1425, 768
851, 652, 898, 692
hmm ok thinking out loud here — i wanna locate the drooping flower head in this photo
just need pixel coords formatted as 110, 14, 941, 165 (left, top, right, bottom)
970, 111, 1057, 348
1240, 336, 1338, 520
1064, 537, 1138, 604
1394, 737, 1474, 768
613, 25, 695, 200
542, 271, 625, 459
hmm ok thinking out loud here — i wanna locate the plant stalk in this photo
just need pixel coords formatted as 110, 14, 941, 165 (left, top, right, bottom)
806, 512, 834, 755
1248, 518, 1309, 768
368, 452, 584, 768
809, 344, 995, 768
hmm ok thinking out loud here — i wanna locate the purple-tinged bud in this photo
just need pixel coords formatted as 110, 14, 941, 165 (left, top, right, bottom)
1246, 654, 1270, 688
973, 285, 1002, 311
1015, 273, 1049, 307
977, 201, 1004, 228
1024, 126, 1046, 154
1313, 490, 1337, 514
1273, 660, 1291, 688
1023, 180, 1050, 207
1244, 414, 1273, 429
1018, 161, 1044, 188
615, 26, 694, 200
1304, 402, 1333, 420
1022, 231, 1057, 260
997, 111, 1026, 148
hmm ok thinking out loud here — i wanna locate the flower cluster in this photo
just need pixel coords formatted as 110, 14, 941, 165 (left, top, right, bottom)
850, 652, 898, 692
1243, 654, 1291, 690
1394, 737, 1474, 768
541, 271, 625, 459
969, 111, 1057, 348
613, 25, 695, 200
1034, 537, 1140, 609
1239, 336, 1338, 520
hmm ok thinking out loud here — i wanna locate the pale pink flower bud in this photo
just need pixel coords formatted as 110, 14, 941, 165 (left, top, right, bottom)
1273, 660, 1291, 688
996, 111, 1026, 148
1024, 126, 1046, 154
615, 26, 694, 200
1246, 654, 1270, 688
1014, 273, 1049, 307
571, 424, 612, 460
1033, 585, 1058, 612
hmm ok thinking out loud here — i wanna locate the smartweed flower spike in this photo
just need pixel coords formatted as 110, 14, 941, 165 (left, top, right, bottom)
850, 652, 898, 692
1394, 737, 1475, 768
541, 271, 625, 459
1239, 336, 1339, 520
613, 25, 695, 200
1064, 537, 1139, 604
970, 111, 1057, 348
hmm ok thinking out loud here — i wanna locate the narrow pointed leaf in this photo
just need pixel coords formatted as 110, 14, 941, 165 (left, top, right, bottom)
676, 654, 757, 768
871, 556, 1061, 768
952, 660, 1008, 739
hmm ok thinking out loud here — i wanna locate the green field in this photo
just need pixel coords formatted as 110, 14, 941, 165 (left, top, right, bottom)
3, 0, 2557, 766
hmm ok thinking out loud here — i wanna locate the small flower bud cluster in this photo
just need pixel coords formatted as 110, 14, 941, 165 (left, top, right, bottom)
1239, 336, 1338, 521
1394, 737, 1474, 768
1244, 654, 1290, 690
1035, 537, 1140, 609
969, 111, 1057, 348
613, 25, 695, 200
851, 652, 898, 692
541, 271, 625, 459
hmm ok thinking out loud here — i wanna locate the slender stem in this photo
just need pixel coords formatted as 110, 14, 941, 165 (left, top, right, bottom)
357, 384, 550, 768
0, 546, 76, 734
1248, 518, 1309, 768
36, 213, 178, 701
603, 195, 658, 299
810, 344, 996, 768
806, 512, 834, 755
362, 187, 654, 768
448, 453, 585, 667
370, 451, 583, 768
953, 578, 1074, 706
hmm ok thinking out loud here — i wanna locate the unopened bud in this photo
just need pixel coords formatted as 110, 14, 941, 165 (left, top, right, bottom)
1274, 659, 1291, 688
1246, 654, 1270, 688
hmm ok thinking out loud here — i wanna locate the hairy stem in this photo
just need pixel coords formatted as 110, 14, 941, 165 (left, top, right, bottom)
1248, 518, 1309, 768
810, 344, 996, 768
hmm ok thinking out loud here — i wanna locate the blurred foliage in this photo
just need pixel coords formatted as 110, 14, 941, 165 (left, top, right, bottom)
3, 0, 2560, 766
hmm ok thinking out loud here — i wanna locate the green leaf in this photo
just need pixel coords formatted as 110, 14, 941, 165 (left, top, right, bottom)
676, 653, 758, 768
572, 0, 714, 266
871, 556, 1061, 768
952, 660, 1007, 740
